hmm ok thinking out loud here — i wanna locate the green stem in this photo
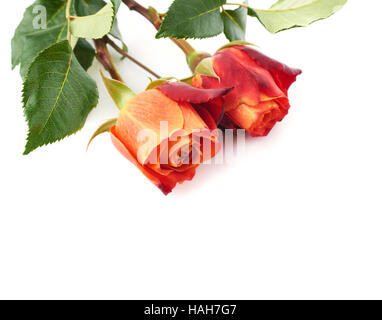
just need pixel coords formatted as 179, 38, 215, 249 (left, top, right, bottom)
224, 2, 249, 8
65, 0, 72, 18
66, 0, 72, 44
122, 0, 197, 58
94, 38, 124, 82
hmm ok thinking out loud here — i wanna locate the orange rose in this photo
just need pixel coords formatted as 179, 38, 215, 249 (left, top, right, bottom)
192, 45, 302, 137
110, 82, 232, 195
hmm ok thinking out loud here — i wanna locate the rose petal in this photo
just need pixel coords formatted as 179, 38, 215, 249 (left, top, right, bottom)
237, 46, 302, 94
192, 104, 218, 130
227, 100, 287, 137
157, 82, 233, 104
178, 102, 208, 133
111, 126, 196, 195
115, 89, 184, 164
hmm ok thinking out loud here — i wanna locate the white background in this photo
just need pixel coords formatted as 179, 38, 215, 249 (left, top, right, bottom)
0, 0, 381, 300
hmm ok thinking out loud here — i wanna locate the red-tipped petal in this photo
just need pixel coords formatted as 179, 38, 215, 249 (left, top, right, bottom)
194, 48, 286, 111
237, 46, 302, 93
157, 82, 233, 104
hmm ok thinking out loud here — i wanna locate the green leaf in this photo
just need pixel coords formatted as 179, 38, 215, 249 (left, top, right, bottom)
70, 3, 114, 39
221, 4, 247, 41
247, 7, 257, 17
87, 118, 117, 150
156, 0, 227, 39
249, 0, 347, 34
73, 38, 96, 70
109, 17, 124, 43
74, 1, 120, 30
12, 0, 70, 78
74, 0, 105, 16
12, 1, 123, 78
108, 0, 125, 48
110, 0, 122, 36
74, 0, 126, 46
20, 24, 69, 78
101, 71, 136, 110
23, 41, 99, 154
111, 0, 121, 12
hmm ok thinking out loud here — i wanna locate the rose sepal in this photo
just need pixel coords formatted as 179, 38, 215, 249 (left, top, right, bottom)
100, 70, 136, 110
217, 40, 257, 52
186, 51, 211, 73
194, 57, 220, 80
87, 118, 117, 150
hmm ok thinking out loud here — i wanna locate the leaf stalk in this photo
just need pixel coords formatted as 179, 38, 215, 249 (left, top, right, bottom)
66, 0, 73, 44
122, 0, 198, 66
224, 3, 249, 9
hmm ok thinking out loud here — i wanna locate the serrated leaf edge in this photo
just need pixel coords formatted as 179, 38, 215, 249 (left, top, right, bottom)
156, 0, 226, 39
22, 41, 99, 154
69, 2, 115, 39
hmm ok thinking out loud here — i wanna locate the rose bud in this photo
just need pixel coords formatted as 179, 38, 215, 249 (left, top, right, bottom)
192, 45, 302, 137
110, 82, 233, 195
